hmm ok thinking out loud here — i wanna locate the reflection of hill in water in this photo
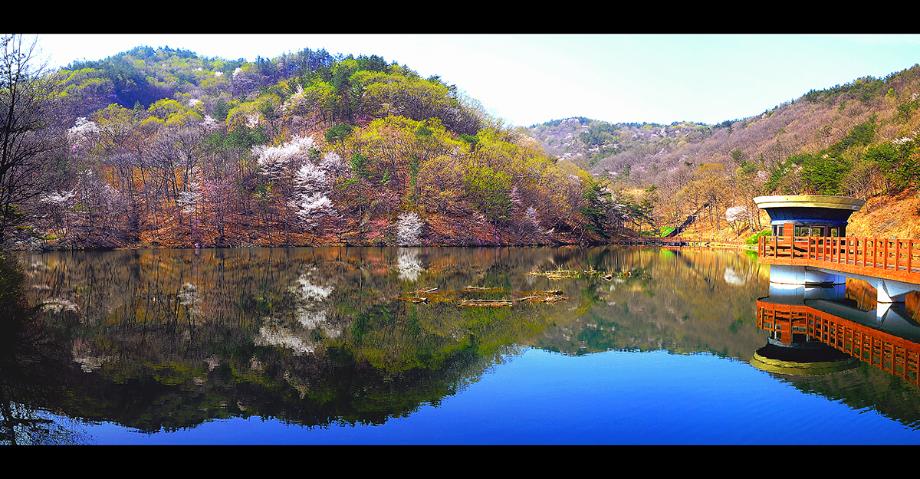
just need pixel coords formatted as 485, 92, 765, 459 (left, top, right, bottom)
2, 246, 920, 437
781, 365, 920, 429
535, 248, 768, 358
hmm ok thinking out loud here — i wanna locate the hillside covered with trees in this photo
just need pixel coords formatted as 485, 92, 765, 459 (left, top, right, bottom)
530, 67, 920, 241
0, 37, 628, 250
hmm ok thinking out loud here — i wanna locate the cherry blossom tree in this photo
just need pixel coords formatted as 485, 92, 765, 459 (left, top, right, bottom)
253, 134, 315, 179
396, 212, 424, 246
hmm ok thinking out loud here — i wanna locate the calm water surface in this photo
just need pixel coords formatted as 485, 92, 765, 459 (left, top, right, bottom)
2, 246, 919, 444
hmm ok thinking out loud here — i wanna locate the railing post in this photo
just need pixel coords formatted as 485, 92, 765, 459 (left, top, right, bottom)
910, 240, 914, 273
884, 240, 889, 270
773, 236, 777, 259
896, 240, 901, 272
863, 237, 867, 267
874, 238, 878, 269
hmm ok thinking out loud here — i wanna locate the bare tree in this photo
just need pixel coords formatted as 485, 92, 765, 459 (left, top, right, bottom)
0, 35, 64, 245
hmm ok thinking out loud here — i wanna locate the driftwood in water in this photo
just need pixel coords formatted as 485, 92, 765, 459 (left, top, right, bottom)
459, 299, 513, 308
528, 269, 581, 280
463, 285, 504, 292
515, 292, 568, 304
399, 296, 429, 304
529, 268, 629, 281
399, 287, 567, 306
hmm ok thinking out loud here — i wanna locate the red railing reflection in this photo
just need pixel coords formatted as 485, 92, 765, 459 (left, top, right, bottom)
756, 300, 920, 386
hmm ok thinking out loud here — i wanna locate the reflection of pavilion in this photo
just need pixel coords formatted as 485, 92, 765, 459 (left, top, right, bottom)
753, 281, 920, 384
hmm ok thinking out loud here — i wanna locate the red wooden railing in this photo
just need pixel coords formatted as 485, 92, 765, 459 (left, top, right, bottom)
758, 236, 920, 283
756, 300, 920, 385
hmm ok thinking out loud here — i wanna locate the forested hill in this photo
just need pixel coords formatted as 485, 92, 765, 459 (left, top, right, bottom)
529, 118, 712, 173
529, 66, 920, 240
5, 45, 629, 249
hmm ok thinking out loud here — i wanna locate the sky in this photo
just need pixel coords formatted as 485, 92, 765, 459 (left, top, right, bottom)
28, 34, 920, 127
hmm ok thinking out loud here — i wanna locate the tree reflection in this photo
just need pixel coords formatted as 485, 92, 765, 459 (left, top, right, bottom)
7, 246, 919, 438
0, 254, 82, 445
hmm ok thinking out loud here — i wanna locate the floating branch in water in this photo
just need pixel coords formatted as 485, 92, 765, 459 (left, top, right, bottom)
528, 268, 632, 281
463, 285, 504, 292
514, 290, 568, 304
459, 299, 514, 308
398, 287, 568, 307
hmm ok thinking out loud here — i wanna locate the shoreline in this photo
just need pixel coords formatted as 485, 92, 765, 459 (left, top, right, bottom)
4, 240, 756, 253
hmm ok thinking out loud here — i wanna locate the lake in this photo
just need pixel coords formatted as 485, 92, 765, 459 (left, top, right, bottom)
2, 246, 920, 445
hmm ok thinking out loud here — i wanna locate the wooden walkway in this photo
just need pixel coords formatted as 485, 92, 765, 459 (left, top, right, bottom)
758, 236, 920, 284
756, 300, 920, 385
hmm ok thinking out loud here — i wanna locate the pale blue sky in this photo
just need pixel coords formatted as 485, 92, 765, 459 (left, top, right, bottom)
30, 34, 920, 127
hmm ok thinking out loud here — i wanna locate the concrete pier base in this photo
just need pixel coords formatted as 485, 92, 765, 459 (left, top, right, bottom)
877, 279, 914, 303
769, 265, 846, 286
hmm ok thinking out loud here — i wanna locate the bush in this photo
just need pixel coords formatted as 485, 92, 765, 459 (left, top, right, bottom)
464, 165, 512, 222
746, 229, 772, 245
801, 153, 851, 195
325, 123, 353, 143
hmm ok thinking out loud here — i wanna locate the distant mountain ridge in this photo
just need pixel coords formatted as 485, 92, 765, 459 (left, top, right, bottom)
529, 117, 714, 178
530, 65, 920, 189
529, 65, 920, 240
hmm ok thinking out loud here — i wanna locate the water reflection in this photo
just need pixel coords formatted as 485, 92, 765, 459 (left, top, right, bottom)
2, 246, 920, 443
753, 269, 920, 428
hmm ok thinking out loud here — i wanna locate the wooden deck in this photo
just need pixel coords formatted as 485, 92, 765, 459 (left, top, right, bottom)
758, 236, 920, 284
756, 300, 920, 385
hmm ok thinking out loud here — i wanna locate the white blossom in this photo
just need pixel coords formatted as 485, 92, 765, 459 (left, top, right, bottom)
253, 135, 315, 176
177, 180, 201, 215
178, 282, 199, 308
188, 98, 201, 107
293, 162, 326, 189
256, 321, 315, 355
214, 71, 223, 77
72, 341, 110, 373
297, 309, 328, 329
67, 117, 99, 151
232, 67, 242, 77
201, 115, 219, 130
41, 189, 76, 205
893, 136, 913, 145
397, 248, 425, 281
282, 84, 306, 113
725, 205, 748, 223
320, 151, 346, 173
510, 186, 523, 207
289, 148, 340, 224
289, 193, 334, 221
292, 272, 334, 302
396, 212, 424, 246
723, 267, 745, 286
525, 206, 540, 229
41, 298, 80, 314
